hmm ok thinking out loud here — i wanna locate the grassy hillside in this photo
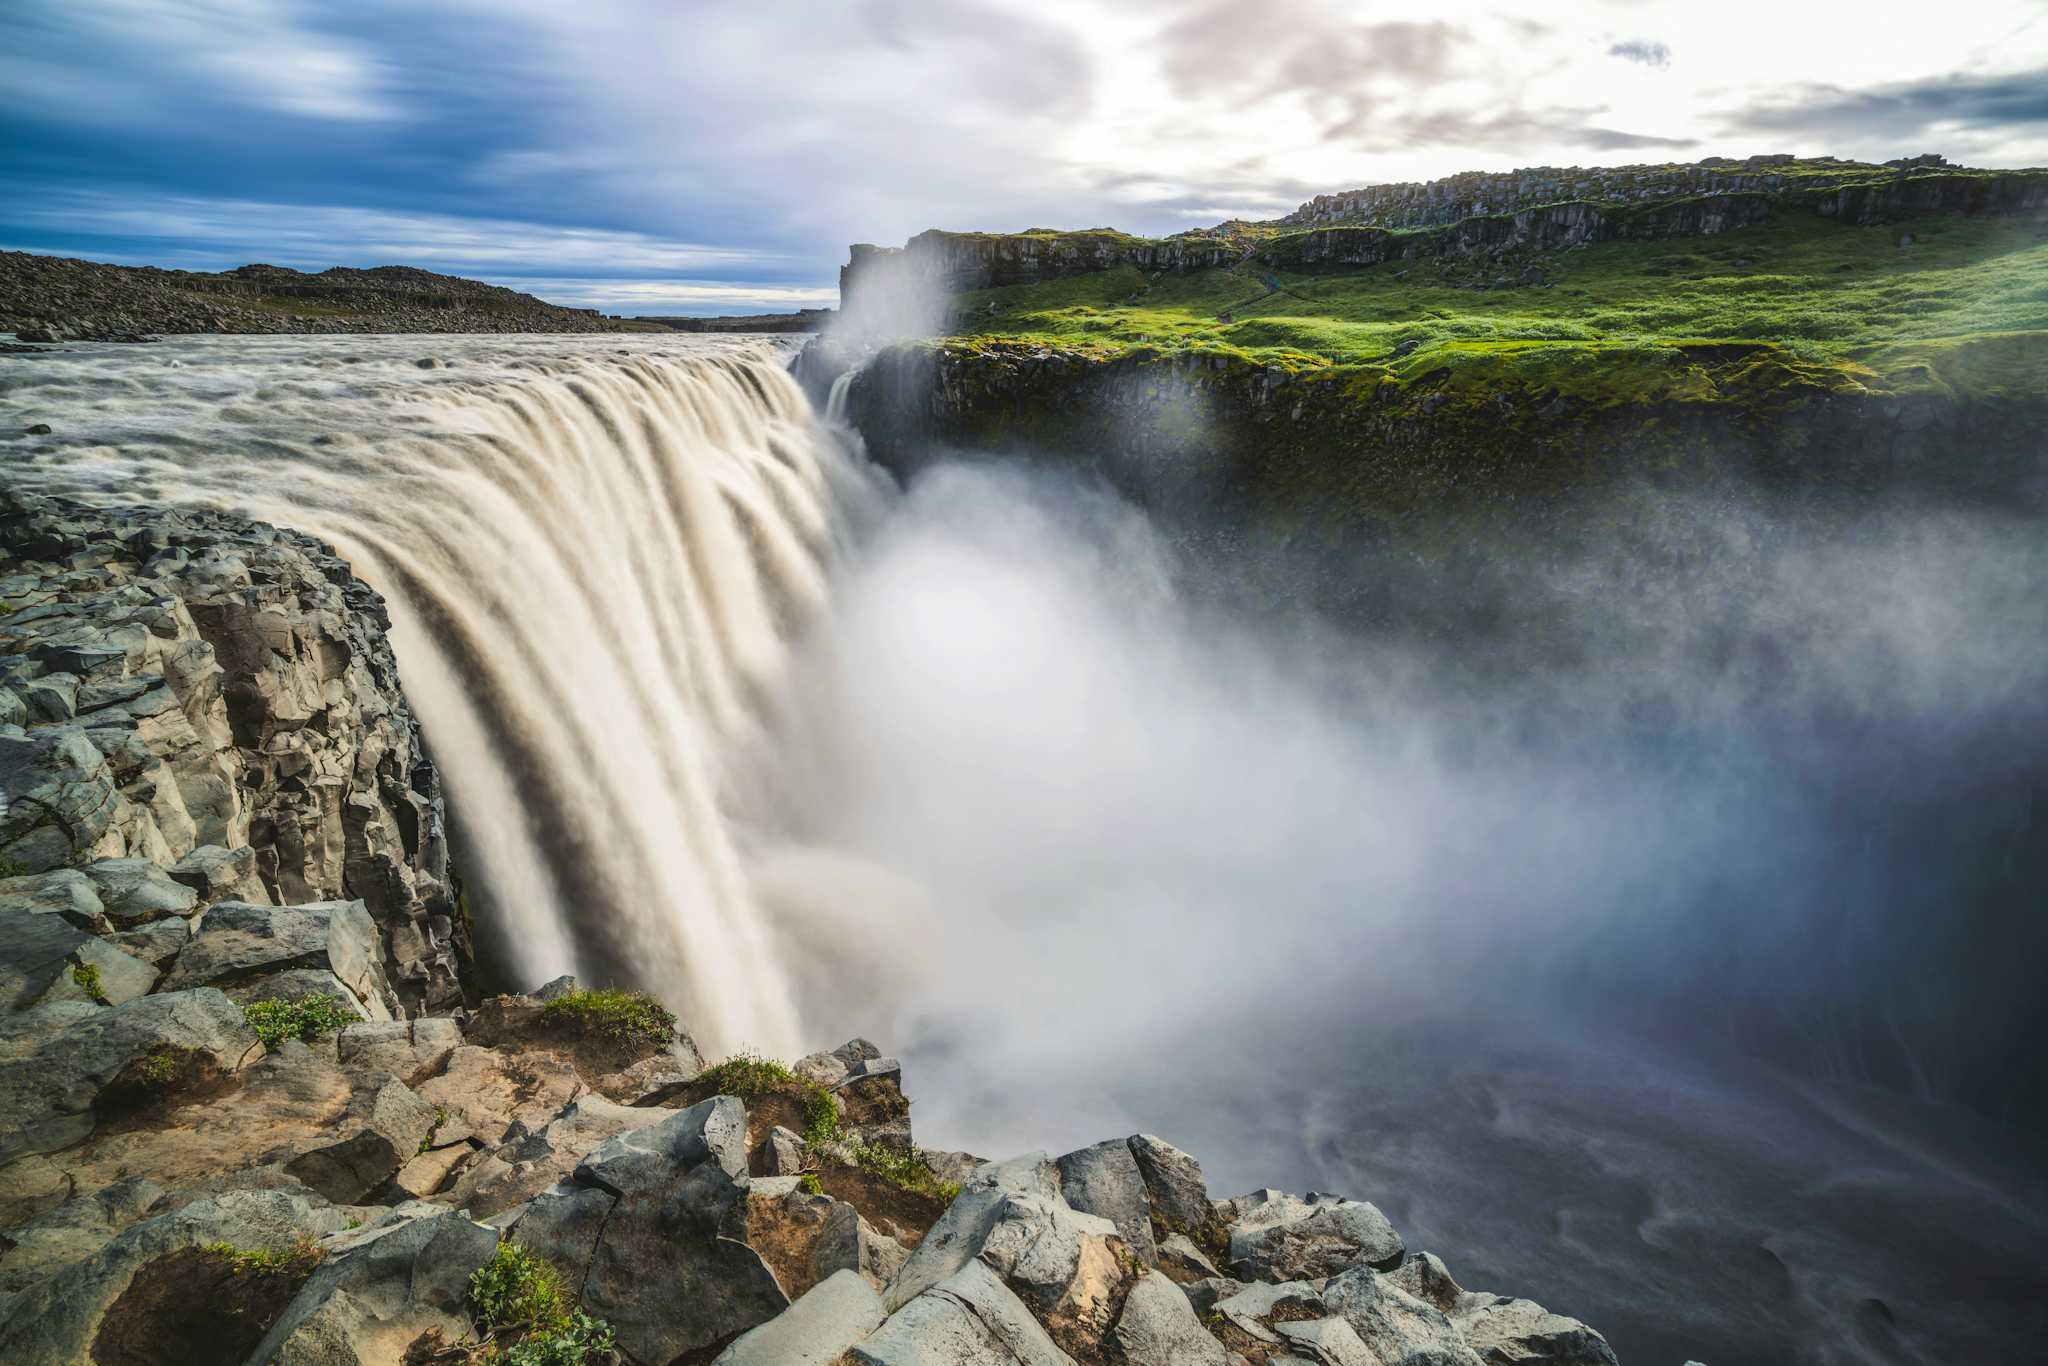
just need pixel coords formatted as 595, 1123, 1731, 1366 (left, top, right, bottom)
943, 211, 2048, 402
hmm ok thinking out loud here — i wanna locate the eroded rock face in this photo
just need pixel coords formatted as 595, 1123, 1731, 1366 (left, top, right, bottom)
1221, 1188, 1405, 1282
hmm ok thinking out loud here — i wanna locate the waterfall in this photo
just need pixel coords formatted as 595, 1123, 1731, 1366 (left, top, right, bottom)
8, 335, 888, 1055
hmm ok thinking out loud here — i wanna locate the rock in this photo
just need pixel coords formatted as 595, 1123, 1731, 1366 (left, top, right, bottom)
532, 972, 578, 999
0, 1188, 345, 1366
283, 1077, 439, 1203
0, 987, 254, 1163
416, 1042, 581, 1149
22, 672, 79, 722
447, 1090, 679, 1217
0, 904, 90, 1010
1156, 1231, 1221, 1281
64, 936, 159, 1006
1110, 1270, 1227, 1365
80, 857, 199, 925
974, 1193, 1134, 1356
1274, 1313, 1381, 1364
574, 1092, 748, 1192
387, 1140, 472, 1201
0, 1176, 163, 1306
797, 1036, 883, 1087
332, 1016, 461, 1085
814, 1199, 913, 1291
1222, 1189, 1404, 1281
886, 1152, 1060, 1311
1128, 1133, 1211, 1235
766, 1122, 808, 1175
714, 1267, 888, 1365
853, 1258, 1075, 1366
1322, 1263, 1480, 1365
161, 898, 394, 1020
0, 729, 120, 871
25, 422, 53, 435
249, 1204, 500, 1366
0, 868, 110, 932
1056, 1137, 1157, 1264
168, 843, 272, 906
1211, 1280, 1328, 1345
1451, 1295, 1618, 1366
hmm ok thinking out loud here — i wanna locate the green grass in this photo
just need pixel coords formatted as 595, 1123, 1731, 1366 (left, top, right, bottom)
695, 1051, 843, 1146
946, 212, 2048, 399
243, 994, 354, 1048
0, 857, 30, 879
202, 1238, 324, 1278
469, 1242, 617, 1366
850, 1142, 961, 1203
537, 988, 677, 1046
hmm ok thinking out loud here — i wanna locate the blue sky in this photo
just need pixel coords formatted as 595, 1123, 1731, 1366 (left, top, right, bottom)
4, 0, 2046, 315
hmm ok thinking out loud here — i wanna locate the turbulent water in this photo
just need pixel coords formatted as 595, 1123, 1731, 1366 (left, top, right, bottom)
4, 334, 887, 1056
8, 335, 2046, 1365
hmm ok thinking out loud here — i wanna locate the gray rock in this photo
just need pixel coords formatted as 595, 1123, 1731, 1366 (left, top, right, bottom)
64, 936, 159, 1006
574, 1093, 747, 1193
1129, 1133, 1212, 1233
765, 1123, 808, 1175
1212, 1280, 1329, 1345
333, 1016, 461, 1085
1322, 1264, 1481, 1366
168, 843, 272, 906
0, 905, 88, 1010
714, 1267, 888, 1366
0, 1188, 345, 1366
0, 868, 110, 932
163, 898, 394, 1020
0, 986, 255, 1163
1157, 1231, 1222, 1281
454, 1091, 680, 1217
1275, 1314, 1381, 1365
81, 857, 199, 925
975, 1193, 1132, 1354
249, 1204, 500, 1366
505, 1179, 616, 1273
815, 1200, 913, 1291
284, 1077, 439, 1203
1452, 1295, 1618, 1366
1224, 1190, 1404, 1281
22, 672, 79, 723
0, 729, 120, 870
107, 915, 190, 966
532, 973, 578, 999
1056, 1137, 1156, 1264
1110, 1271, 1227, 1365
0, 1176, 163, 1306
885, 1152, 1060, 1311
854, 1259, 1075, 1366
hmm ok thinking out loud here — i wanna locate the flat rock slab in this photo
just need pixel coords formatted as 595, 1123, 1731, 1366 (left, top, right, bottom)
714, 1267, 887, 1366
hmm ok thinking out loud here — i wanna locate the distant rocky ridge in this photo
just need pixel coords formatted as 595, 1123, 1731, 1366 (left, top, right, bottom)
839, 154, 2048, 302
0, 490, 1618, 1363
0, 252, 647, 341
636, 308, 835, 334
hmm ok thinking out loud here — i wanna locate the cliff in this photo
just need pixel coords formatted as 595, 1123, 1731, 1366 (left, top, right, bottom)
0, 252, 656, 340
0, 494, 1618, 1362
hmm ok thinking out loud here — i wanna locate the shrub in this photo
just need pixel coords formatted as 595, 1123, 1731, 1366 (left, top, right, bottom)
852, 1143, 961, 1203
132, 1050, 180, 1086
0, 856, 30, 879
470, 1242, 617, 1366
243, 994, 354, 1048
798, 1172, 823, 1196
695, 1051, 843, 1146
537, 988, 676, 1046
71, 961, 109, 1005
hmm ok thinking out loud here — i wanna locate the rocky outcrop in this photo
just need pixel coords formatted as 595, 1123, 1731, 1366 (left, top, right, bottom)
0, 491, 466, 1011
0, 251, 641, 340
842, 229, 1241, 304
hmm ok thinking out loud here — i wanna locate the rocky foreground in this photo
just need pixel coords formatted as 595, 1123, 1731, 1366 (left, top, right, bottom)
0, 253, 643, 341
0, 488, 1618, 1364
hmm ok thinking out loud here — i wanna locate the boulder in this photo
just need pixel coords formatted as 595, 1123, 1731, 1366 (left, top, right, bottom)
448, 1091, 680, 1218
1322, 1264, 1481, 1366
973, 1193, 1135, 1356
714, 1267, 888, 1365
1155, 1230, 1222, 1282
0, 987, 254, 1163
1055, 1137, 1157, 1264
162, 898, 394, 1021
107, 916, 190, 967
284, 1077, 439, 1204
1109, 1270, 1227, 1366
0, 1187, 345, 1366
0, 1176, 163, 1307
1452, 1295, 1618, 1366
60, 935, 158, 1006
248, 1204, 500, 1366
886, 1152, 1061, 1310
853, 1259, 1075, 1366
1129, 1133, 1212, 1233
0, 729, 121, 870
333, 1017, 461, 1085
1222, 1189, 1404, 1281
0, 905, 90, 1010
0, 869, 110, 933
80, 857, 199, 925
168, 843, 272, 906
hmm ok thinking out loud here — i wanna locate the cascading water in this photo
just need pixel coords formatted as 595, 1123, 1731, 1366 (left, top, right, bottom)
4, 333, 888, 1055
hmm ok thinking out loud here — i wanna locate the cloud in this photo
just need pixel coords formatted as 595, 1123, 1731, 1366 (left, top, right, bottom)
1609, 39, 1673, 68
1725, 66, 2048, 139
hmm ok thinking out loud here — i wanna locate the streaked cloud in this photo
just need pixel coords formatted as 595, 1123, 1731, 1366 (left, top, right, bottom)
1609, 40, 1673, 69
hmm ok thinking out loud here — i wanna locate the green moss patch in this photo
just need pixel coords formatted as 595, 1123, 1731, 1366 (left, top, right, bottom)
243, 994, 354, 1048
536, 988, 676, 1047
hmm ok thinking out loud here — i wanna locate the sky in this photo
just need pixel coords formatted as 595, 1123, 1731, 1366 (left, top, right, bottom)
3, 0, 2046, 315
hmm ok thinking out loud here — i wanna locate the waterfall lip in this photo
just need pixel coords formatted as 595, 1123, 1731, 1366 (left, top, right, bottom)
11, 331, 888, 1058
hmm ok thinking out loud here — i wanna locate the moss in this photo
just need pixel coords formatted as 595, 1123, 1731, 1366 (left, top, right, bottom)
850, 1142, 961, 1204
131, 1050, 180, 1087
798, 1172, 823, 1196
243, 994, 354, 1048
537, 988, 676, 1046
71, 960, 110, 1005
201, 1238, 324, 1278
0, 856, 30, 879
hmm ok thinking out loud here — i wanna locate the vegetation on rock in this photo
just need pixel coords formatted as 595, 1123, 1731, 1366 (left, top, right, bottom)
70, 961, 109, 1005
243, 994, 354, 1048
200, 1237, 325, 1278
468, 1241, 618, 1366
537, 987, 677, 1046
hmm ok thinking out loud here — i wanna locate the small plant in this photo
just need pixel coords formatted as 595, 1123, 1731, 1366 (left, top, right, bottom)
852, 1142, 961, 1203
420, 1105, 451, 1153
695, 1050, 844, 1146
243, 994, 354, 1048
538, 988, 676, 1046
71, 961, 109, 1005
798, 1172, 823, 1196
133, 1049, 180, 1087
469, 1241, 617, 1366
0, 856, 30, 880
202, 1238, 324, 1278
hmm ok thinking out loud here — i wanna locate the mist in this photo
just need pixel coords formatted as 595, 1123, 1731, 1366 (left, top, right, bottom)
751, 455, 2048, 1363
